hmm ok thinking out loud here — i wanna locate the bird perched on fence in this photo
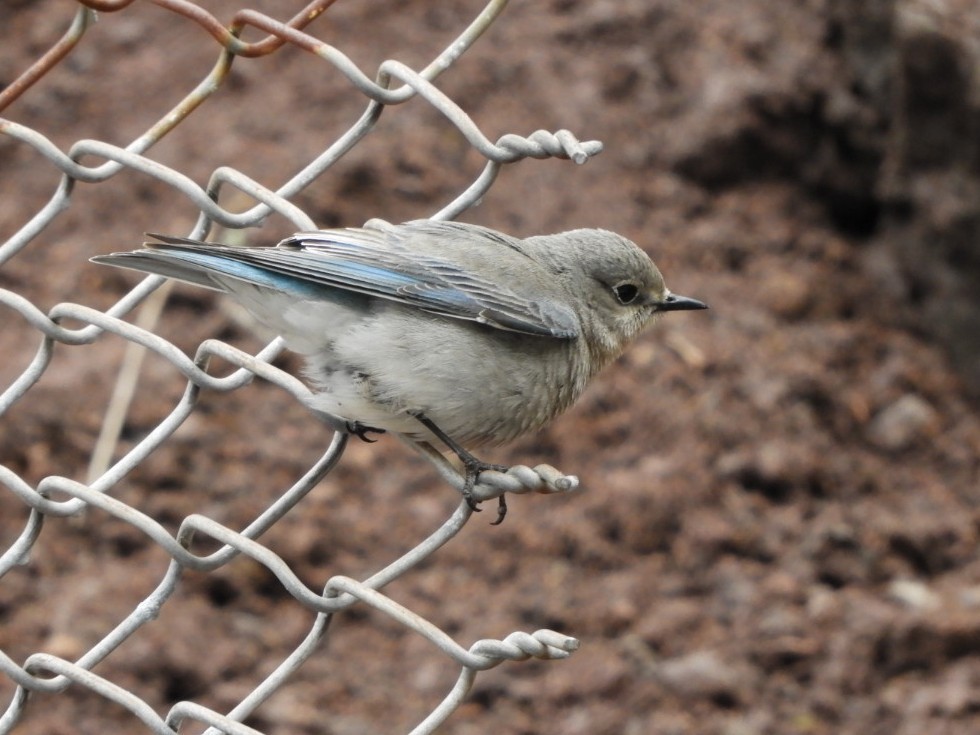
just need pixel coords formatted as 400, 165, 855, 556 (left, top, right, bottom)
93, 219, 706, 522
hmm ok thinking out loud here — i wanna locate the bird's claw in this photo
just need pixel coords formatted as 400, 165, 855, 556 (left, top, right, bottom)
461, 458, 510, 525
346, 420, 386, 443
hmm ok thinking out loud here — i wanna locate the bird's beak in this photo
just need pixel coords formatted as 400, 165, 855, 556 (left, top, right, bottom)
657, 293, 708, 312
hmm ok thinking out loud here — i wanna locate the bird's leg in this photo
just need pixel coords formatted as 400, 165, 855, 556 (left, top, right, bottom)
346, 420, 386, 443
410, 411, 509, 524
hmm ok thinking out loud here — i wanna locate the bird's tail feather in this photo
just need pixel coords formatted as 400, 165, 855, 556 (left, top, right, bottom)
91, 235, 314, 295
90, 250, 227, 291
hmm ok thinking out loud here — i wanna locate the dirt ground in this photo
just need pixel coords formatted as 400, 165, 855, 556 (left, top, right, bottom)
1, 1, 979, 734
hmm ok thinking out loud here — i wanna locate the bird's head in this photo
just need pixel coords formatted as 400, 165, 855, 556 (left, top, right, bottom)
531, 229, 707, 366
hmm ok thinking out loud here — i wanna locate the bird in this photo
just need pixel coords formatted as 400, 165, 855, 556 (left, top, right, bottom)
93, 219, 707, 522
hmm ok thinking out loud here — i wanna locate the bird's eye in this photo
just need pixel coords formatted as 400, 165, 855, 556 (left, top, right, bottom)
612, 282, 640, 305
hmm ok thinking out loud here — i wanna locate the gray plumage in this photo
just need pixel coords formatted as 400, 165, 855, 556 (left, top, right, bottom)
93, 218, 706, 453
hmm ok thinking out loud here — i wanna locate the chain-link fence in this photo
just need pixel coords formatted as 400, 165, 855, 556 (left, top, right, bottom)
0, 2, 606, 731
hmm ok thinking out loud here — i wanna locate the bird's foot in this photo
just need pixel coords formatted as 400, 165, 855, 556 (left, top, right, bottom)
409, 410, 511, 525
346, 420, 386, 443
461, 457, 510, 525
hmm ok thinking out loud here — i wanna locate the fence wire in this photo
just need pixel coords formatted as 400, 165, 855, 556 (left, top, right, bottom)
0, 1, 602, 732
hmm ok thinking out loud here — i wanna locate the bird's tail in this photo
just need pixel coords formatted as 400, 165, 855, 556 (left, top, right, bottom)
92, 234, 277, 293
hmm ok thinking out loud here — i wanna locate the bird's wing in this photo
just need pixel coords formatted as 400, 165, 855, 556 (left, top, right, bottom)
92, 228, 580, 339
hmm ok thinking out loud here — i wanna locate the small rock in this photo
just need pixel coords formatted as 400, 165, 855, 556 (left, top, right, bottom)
656, 650, 746, 703
887, 578, 942, 611
866, 394, 940, 451
759, 270, 812, 319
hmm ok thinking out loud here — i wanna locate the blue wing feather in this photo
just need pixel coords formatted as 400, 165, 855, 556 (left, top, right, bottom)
92, 227, 580, 339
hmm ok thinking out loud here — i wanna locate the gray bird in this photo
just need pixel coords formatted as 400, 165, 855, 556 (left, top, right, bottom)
93, 219, 706, 521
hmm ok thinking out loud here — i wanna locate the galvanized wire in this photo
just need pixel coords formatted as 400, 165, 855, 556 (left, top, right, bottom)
0, 2, 597, 732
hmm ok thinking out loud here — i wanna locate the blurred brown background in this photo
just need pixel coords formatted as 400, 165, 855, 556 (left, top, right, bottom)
1, 1, 979, 733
